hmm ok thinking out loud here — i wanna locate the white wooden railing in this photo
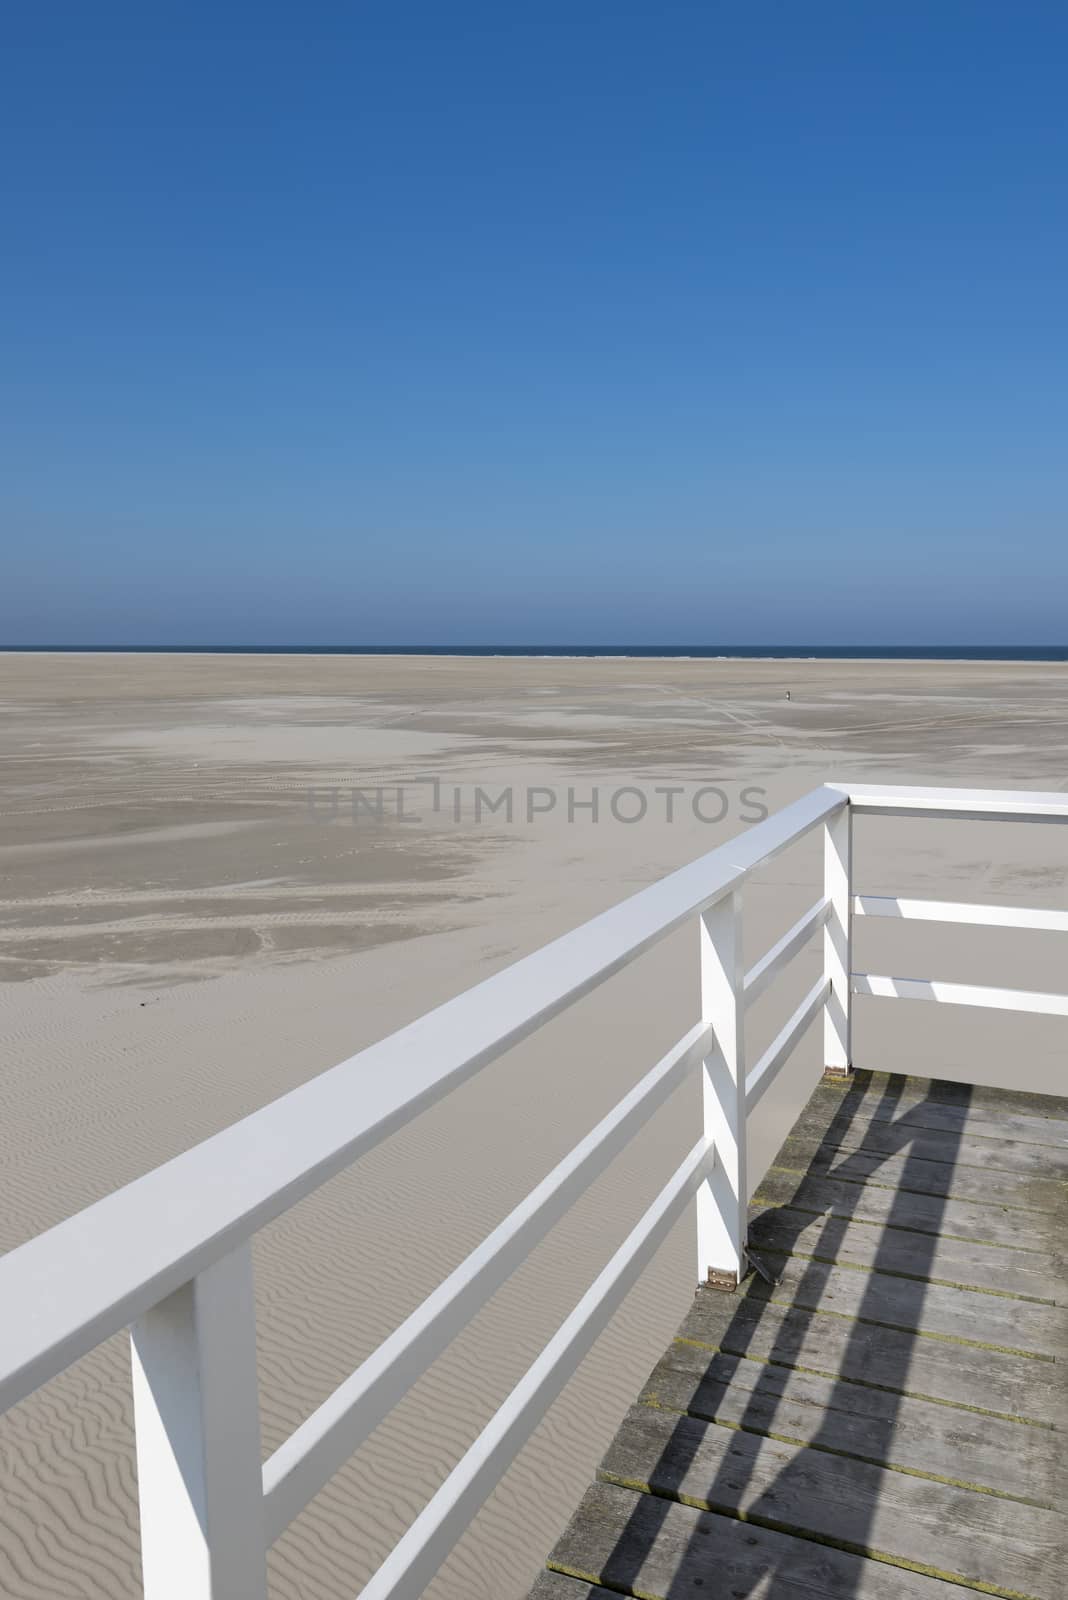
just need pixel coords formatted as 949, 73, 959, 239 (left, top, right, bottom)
3, 782, 1068, 1598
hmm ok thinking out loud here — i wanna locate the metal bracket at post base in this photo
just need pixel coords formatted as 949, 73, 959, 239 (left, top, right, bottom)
703, 1247, 782, 1294
704, 1265, 740, 1293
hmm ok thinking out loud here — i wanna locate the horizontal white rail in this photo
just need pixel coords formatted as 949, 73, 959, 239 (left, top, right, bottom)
261, 1020, 710, 1540
0, 784, 846, 1414
838, 782, 1068, 823
356, 1137, 713, 1600
855, 894, 1068, 933
852, 971, 1068, 1016
745, 976, 830, 1113
743, 897, 830, 1005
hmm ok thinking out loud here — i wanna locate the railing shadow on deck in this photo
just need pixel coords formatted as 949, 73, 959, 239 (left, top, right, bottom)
593, 1070, 972, 1600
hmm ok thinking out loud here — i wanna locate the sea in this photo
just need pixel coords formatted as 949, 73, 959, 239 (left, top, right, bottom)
6, 645, 1068, 661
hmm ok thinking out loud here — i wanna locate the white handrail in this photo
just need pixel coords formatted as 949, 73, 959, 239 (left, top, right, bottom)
6, 781, 1068, 1600
0, 783, 844, 1416
836, 782, 1068, 821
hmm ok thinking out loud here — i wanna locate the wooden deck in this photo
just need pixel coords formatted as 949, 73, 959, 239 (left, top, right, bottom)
530, 1070, 1068, 1600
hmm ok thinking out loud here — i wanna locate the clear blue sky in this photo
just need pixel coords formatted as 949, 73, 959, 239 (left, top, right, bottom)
2, 2, 1066, 645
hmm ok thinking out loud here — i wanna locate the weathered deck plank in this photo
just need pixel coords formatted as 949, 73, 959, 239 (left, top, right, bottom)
529, 1071, 1067, 1600
737, 1252, 1066, 1357
787, 1101, 1068, 1178
819, 1071, 1068, 1132
676, 1277, 1064, 1422
748, 1202, 1064, 1299
801, 1094, 1068, 1151
600, 1404, 1063, 1599
639, 1337, 1057, 1502
772, 1135, 1068, 1215
754, 1165, 1060, 1251
528, 1573, 602, 1600
545, 1481, 975, 1600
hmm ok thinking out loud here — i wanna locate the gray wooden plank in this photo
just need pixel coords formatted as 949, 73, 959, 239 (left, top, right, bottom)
640, 1337, 1056, 1503
547, 1479, 967, 1600
599, 1404, 1064, 1599
799, 1075, 1068, 1157
753, 1166, 1055, 1252
875, 1105, 1068, 1147
795, 1109, 1068, 1179
819, 1070, 1068, 1124
679, 1286, 1067, 1422
810, 1090, 1068, 1150
742, 1251, 1065, 1357
772, 1136, 1068, 1215
528, 1572, 606, 1600
748, 1203, 1063, 1301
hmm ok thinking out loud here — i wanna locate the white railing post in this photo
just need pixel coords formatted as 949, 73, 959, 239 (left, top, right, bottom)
823, 802, 853, 1078
130, 1243, 267, 1600
696, 889, 747, 1290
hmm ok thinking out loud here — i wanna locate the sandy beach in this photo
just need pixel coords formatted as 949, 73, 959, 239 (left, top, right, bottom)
3, 651, 1068, 1600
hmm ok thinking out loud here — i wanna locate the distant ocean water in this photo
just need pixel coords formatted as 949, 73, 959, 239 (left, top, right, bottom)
6, 645, 1068, 661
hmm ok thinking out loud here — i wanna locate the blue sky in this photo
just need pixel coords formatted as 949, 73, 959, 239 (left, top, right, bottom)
2, 2, 1066, 645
